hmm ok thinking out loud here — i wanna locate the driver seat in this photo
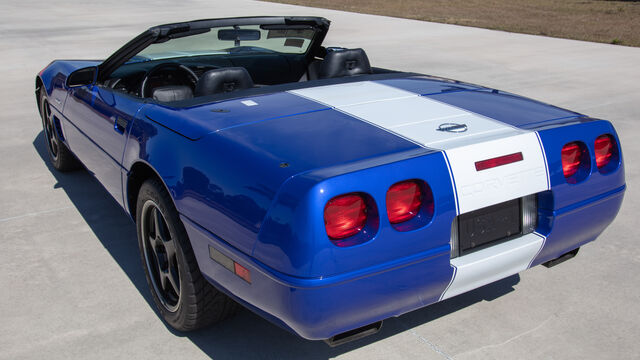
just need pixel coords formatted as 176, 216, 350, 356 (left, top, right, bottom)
194, 67, 254, 97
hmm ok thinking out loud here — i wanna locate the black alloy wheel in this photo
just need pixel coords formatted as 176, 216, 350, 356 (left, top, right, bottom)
136, 179, 238, 331
140, 199, 181, 311
38, 90, 79, 171
40, 95, 59, 161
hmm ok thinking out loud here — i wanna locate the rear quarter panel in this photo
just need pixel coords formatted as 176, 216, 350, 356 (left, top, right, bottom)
255, 150, 457, 278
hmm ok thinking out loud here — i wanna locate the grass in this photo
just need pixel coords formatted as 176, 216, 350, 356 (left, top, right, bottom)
264, 0, 640, 47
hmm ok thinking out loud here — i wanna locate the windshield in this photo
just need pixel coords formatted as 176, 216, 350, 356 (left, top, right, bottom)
128, 25, 316, 64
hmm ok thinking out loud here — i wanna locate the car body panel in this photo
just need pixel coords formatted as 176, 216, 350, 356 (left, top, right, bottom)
254, 149, 456, 277
63, 85, 144, 206
424, 88, 583, 129
38, 59, 101, 97
143, 91, 329, 140
136, 106, 425, 256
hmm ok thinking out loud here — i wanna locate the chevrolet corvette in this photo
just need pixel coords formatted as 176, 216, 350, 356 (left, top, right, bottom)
35, 16, 625, 345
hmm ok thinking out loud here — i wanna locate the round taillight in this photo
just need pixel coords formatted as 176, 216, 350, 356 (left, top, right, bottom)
324, 193, 367, 240
561, 142, 583, 178
595, 134, 615, 169
386, 180, 423, 224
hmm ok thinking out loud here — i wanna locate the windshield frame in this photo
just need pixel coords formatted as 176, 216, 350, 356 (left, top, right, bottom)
96, 16, 330, 83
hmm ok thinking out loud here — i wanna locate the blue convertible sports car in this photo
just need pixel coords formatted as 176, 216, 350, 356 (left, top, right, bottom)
36, 17, 625, 345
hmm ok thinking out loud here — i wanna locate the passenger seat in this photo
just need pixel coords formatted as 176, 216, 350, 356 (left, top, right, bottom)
307, 48, 372, 80
194, 67, 254, 96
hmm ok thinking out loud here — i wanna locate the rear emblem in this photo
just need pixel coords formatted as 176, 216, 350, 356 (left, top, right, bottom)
437, 123, 468, 133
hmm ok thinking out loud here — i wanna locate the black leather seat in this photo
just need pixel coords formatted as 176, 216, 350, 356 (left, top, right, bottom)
194, 67, 254, 97
152, 85, 193, 102
308, 48, 372, 80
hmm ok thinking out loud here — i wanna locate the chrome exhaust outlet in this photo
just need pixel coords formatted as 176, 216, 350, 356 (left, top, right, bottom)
324, 321, 383, 347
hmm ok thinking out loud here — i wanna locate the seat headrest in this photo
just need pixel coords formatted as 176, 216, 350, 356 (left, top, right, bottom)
194, 67, 254, 97
152, 85, 193, 102
316, 48, 372, 79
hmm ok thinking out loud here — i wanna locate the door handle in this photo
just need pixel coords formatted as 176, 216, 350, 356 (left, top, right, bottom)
114, 116, 128, 133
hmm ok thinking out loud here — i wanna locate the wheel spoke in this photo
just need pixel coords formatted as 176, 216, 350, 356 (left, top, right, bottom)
159, 271, 170, 292
147, 234, 161, 258
148, 233, 159, 248
148, 207, 157, 237
43, 103, 50, 122
166, 266, 180, 295
154, 251, 165, 274
153, 207, 167, 241
164, 239, 176, 259
49, 136, 58, 155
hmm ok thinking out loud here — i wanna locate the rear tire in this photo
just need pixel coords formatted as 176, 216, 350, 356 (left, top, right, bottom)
136, 178, 238, 331
38, 90, 80, 171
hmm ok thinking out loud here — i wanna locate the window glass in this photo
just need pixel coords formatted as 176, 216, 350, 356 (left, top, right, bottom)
128, 25, 316, 63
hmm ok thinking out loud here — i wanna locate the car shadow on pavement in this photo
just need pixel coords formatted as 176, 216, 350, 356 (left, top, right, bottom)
34, 131, 520, 359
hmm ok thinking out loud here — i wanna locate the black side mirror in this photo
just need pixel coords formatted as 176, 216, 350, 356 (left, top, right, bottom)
67, 66, 97, 87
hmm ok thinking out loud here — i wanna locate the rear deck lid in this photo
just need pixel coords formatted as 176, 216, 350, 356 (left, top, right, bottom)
290, 80, 553, 213
142, 91, 329, 140
141, 74, 494, 140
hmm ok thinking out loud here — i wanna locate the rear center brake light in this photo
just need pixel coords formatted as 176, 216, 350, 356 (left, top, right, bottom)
386, 180, 423, 224
324, 193, 367, 240
561, 142, 583, 178
475, 152, 523, 171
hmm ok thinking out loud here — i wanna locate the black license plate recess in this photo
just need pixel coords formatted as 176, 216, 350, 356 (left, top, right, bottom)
457, 199, 521, 255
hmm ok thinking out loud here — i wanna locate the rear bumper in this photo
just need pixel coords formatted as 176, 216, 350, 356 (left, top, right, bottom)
531, 184, 625, 266
183, 213, 452, 340
181, 184, 625, 340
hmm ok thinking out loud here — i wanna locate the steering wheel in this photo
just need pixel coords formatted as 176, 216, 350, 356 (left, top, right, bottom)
140, 62, 199, 98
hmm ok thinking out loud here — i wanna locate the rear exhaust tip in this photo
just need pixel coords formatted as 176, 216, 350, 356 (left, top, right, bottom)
324, 321, 383, 347
543, 247, 579, 268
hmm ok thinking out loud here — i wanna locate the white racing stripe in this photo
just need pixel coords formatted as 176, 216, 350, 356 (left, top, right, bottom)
290, 81, 550, 213
445, 132, 548, 214
441, 233, 546, 300
291, 81, 524, 150
291, 81, 551, 300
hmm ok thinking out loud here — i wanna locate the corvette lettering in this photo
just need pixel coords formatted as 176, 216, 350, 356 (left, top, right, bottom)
459, 167, 546, 197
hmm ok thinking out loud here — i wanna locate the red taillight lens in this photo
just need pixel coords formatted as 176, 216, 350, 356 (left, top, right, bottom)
386, 180, 423, 224
595, 134, 615, 169
324, 193, 367, 240
561, 142, 582, 178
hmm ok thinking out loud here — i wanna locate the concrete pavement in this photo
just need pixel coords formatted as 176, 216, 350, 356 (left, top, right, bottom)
1, 1, 638, 359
